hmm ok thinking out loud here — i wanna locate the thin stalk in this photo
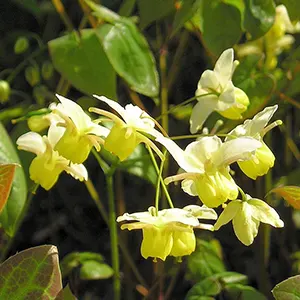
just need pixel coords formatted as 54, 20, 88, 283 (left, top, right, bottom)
52, 0, 75, 32
78, 0, 98, 28
155, 158, 164, 214
106, 174, 121, 300
147, 146, 173, 208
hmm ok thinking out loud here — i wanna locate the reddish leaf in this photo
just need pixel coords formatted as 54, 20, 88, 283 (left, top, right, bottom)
0, 164, 18, 213
269, 186, 300, 209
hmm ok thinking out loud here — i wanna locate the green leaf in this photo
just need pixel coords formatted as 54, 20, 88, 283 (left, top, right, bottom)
60, 251, 104, 277
0, 164, 17, 213
61, 285, 77, 300
96, 20, 160, 98
0, 123, 27, 236
280, 0, 300, 21
80, 261, 113, 280
187, 239, 226, 281
48, 29, 117, 100
0, 245, 62, 299
269, 186, 300, 210
172, 0, 201, 35
185, 277, 222, 299
137, 0, 175, 29
118, 0, 136, 16
243, 0, 276, 40
272, 275, 300, 299
200, 0, 243, 56
225, 284, 267, 300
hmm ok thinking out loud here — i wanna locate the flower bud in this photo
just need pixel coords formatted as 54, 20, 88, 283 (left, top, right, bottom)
33, 85, 48, 106
41, 61, 54, 80
27, 115, 50, 132
0, 80, 11, 104
25, 65, 40, 87
14, 37, 29, 54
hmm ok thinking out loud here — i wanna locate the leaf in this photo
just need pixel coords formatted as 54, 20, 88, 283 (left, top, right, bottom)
60, 251, 104, 277
118, 0, 136, 17
48, 29, 117, 100
225, 284, 267, 300
187, 239, 226, 281
137, 0, 175, 29
279, 0, 300, 22
80, 261, 113, 280
61, 284, 77, 300
200, 0, 243, 56
0, 122, 27, 236
0, 164, 17, 213
96, 20, 160, 98
0, 245, 62, 299
216, 272, 248, 285
185, 277, 222, 299
272, 275, 300, 300
243, 0, 276, 40
269, 186, 300, 209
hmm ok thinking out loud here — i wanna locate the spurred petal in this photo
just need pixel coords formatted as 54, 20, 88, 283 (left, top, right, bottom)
190, 99, 217, 133
248, 198, 284, 227
214, 200, 241, 230
93, 95, 126, 120
17, 132, 46, 155
182, 179, 198, 196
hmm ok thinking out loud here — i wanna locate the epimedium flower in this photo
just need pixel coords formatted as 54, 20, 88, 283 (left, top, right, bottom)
89, 95, 164, 161
214, 194, 284, 246
226, 105, 282, 180
190, 48, 249, 134
16, 125, 88, 190
50, 94, 110, 164
156, 135, 261, 208
117, 205, 217, 261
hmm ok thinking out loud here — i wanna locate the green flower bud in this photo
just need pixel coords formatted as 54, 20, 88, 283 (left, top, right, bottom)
33, 85, 48, 106
0, 80, 11, 104
41, 61, 54, 80
25, 65, 40, 87
14, 37, 29, 54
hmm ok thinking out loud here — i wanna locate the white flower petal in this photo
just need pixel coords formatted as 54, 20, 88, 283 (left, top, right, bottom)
181, 179, 198, 196
47, 124, 65, 147
217, 82, 236, 110
88, 123, 110, 137
214, 200, 241, 230
197, 70, 220, 91
17, 132, 46, 155
212, 137, 261, 167
214, 48, 234, 86
183, 205, 218, 220
190, 100, 217, 133
93, 95, 126, 120
65, 163, 88, 181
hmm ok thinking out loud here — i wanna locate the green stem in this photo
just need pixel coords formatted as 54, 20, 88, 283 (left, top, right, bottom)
147, 146, 173, 208
106, 174, 121, 300
155, 157, 164, 214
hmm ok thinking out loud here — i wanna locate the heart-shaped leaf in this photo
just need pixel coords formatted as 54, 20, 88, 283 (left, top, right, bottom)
272, 275, 300, 300
80, 261, 113, 280
269, 186, 300, 209
0, 245, 62, 299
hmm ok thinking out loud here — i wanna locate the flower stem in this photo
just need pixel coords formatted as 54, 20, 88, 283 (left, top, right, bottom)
155, 157, 165, 214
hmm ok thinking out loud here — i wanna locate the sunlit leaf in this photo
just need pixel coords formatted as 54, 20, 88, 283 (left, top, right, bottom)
0, 164, 18, 213
80, 261, 113, 280
96, 20, 160, 98
48, 29, 117, 100
0, 245, 62, 299
243, 0, 276, 40
269, 186, 300, 209
200, 0, 243, 56
0, 122, 27, 236
272, 275, 300, 300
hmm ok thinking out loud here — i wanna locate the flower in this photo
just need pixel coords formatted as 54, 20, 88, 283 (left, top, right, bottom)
214, 194, 284, 245
50, 95, 109, 164
226, 105, 282, 179
190, 48, 249, 133
16, 125, 88, 190
89, 95, 164, 161
117, 205, 217, 261
156, 135, 261, 207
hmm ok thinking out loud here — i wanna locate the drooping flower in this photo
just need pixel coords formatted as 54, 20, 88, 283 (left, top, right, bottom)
16, 125, 88, 190
50, 95, 110, 164
156, 135, 261, 207
214, 194, 284, 245
190, 48, 249, 133
89, 95, 164, 161
117, 205, 217, 261
226, 105, 282, 179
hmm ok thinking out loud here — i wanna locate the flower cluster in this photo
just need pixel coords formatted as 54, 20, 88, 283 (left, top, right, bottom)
17, 48, 284, 260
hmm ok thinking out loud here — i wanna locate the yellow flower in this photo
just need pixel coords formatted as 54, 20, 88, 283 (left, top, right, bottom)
16, 126, 87, 190
190, 49, 249, 133
227, 105, 281, 179
89, 95, 164, 161
51, 95, 109, 164
214, 194, 284, 245
117, 205, 217, 261
156, 135, 261, 207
